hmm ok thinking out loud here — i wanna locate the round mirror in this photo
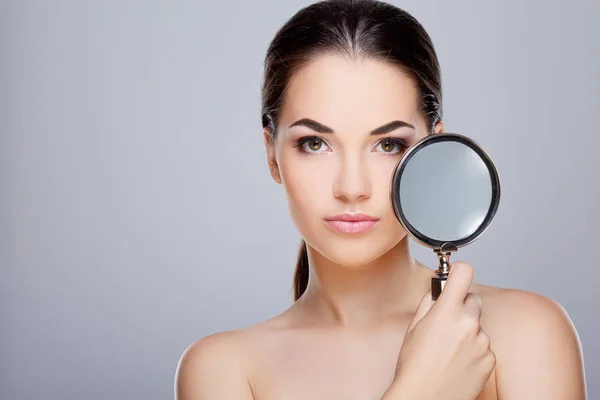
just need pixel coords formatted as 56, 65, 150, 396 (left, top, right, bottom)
391, 133, 500, 250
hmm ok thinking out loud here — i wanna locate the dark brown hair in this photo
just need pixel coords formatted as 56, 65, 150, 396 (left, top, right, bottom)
260, 0, 443, 301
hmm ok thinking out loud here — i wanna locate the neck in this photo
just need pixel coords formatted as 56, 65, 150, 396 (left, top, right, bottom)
296, 236, 435, 330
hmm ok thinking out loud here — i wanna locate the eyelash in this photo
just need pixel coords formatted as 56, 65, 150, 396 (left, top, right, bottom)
292, 136, 409, 155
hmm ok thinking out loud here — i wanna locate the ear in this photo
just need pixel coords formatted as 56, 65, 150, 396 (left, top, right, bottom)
433, 121, 445, 134
263, 129, 282, 184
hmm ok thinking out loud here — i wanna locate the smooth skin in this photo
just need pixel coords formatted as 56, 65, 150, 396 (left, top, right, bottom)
175, 54, 587, 399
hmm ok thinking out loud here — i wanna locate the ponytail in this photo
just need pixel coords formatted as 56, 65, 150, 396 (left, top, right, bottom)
293, 240, 309, 301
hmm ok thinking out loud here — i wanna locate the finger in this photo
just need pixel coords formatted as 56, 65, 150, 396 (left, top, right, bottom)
463, 292, 483, 321
435, 262, 474, 309
476, 329, 491, 350
406, 288, 434, 334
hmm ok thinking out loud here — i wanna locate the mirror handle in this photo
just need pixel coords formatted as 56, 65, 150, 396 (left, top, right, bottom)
431, 243, 458, 300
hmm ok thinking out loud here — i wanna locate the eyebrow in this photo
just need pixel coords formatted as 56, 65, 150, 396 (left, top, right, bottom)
288, 118, 415, 135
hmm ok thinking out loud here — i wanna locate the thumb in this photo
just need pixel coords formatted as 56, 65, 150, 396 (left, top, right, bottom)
406, 288, 434, 334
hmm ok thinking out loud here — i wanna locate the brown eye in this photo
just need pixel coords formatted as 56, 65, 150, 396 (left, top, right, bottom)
374, 138, 406, 154
381, 139, 395, 152
295, 136, 331, 154
308, 139, 323, 151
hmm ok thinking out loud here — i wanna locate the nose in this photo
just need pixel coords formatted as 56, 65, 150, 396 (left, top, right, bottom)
332, 155, 372, 202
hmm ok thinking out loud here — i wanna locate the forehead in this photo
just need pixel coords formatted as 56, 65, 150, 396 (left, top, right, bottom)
280, 53, 421, 130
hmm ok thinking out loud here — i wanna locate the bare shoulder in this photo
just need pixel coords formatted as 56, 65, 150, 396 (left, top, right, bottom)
174, 310, 294, 400
174, 329, 256, 400
472, 283, 580, 344
472, 283, 587, 399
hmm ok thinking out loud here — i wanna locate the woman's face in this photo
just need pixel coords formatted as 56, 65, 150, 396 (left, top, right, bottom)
265, 53, 443, 267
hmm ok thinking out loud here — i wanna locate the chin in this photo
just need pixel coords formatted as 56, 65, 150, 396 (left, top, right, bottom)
309, 232, 403, 268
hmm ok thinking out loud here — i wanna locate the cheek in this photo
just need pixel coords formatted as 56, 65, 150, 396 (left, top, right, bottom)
372, 156, 398, 194
366, 155, 401, 212
278, 153, 333, 220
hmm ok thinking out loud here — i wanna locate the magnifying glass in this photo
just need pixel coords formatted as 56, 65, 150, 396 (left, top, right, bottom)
391, 133, 501, 300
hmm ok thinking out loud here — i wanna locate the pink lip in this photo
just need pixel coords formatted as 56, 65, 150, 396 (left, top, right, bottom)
324, 213, 380, 234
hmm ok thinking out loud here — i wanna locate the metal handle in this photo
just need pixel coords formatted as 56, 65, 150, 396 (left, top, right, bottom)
431, 243, 457, 300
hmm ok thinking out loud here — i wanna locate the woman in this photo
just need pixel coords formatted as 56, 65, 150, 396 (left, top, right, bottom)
176, 1, 586, 399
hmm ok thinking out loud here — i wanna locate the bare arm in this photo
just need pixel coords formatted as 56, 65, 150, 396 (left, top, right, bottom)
174, 331, 255, 400
490, 290, 587, 399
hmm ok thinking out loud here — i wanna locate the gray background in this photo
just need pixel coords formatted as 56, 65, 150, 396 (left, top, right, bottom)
1, 0, 598, 398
